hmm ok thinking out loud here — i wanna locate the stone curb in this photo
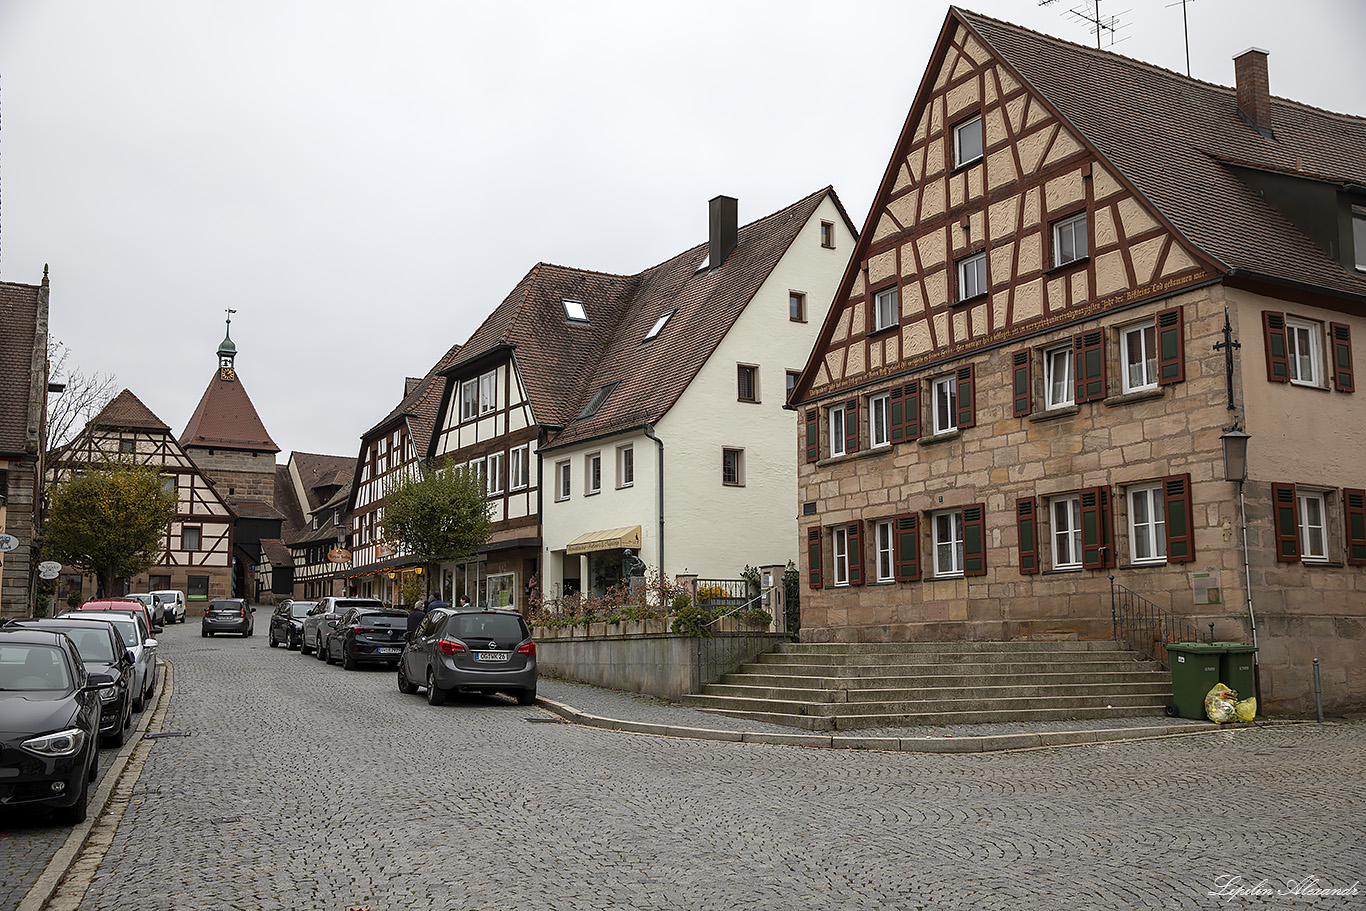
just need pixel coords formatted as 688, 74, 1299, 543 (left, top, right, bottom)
534, 696, 1298, 753
17, 659, 174, 911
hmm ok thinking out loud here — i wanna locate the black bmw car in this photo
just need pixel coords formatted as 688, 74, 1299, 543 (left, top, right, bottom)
7, 618, 136, 746
0, 628, 110, 823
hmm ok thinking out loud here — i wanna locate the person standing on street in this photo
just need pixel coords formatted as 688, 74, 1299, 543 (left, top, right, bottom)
405, 598, 427, 639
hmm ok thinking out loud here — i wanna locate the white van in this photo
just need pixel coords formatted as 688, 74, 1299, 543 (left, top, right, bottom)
152, 590, 187, 624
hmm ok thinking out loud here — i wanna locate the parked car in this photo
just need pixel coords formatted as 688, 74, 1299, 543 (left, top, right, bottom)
325, 607, 409, 669
201, 599, 254, 637
57, 611, 157, 712
72, 598, 161, 637
301, 598, 384, 657
0, 627, 109, 823
151, 589, 187, 624
398, 609, 537, 706
268, 600, 316, 650
6, 618, 135, 746
125, 593, 157, 618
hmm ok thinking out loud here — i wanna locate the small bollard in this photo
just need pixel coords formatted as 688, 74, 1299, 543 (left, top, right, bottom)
1313, 658, 1324, 724
1208, 622, 1215, 643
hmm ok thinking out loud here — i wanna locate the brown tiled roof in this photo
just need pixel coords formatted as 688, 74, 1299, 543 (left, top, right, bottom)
956, 7, 1366, 302
364, 341, 463, 455
0, 280, 43, 455
179, 369, 280, 453
439, 187, 847, 451
275, 465, 307, 540
90, 390, 171, 431
225, 497, 286, 521
259, 538, 294, 567
289, 452, 355, 513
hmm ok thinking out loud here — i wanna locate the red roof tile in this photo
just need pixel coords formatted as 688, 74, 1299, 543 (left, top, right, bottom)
179, 369, 280, 453
90, 389, 171, 431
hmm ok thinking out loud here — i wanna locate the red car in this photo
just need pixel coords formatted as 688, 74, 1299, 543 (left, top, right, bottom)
72, 598, 160, 634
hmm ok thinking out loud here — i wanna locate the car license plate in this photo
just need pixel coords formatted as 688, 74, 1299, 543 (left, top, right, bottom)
475, 652, 509, 662
377, 647, 400, 655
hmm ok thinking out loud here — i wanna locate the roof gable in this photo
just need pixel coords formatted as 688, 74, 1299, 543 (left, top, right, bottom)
91, 389, 171, 431
180, 369, 280, 453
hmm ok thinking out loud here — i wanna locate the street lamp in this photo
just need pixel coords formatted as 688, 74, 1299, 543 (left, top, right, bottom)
1221, 428, 1250, 482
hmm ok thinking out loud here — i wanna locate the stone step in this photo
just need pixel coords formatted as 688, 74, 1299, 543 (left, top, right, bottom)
715, 670, 1169, 690
773, 640, 1125, 654
703, 675, 1171, 701
682, 690, 1172, 717
743, 657, 1162, 675
692, 703, 1170, 732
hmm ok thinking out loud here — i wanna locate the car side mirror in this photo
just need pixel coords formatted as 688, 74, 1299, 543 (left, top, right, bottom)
250, 607, 257, 613
152, 625, 164, 634
87, 672, 116, 688
124, 649, 136, 666
327, 619, 339, 628
145, 638, 158, 648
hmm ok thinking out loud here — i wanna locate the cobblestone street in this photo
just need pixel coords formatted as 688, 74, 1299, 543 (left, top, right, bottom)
8, 624, 1365, 911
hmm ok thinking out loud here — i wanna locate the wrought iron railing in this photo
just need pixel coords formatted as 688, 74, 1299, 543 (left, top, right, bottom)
690, 579, 789, 688
1110, 575, 1209, 669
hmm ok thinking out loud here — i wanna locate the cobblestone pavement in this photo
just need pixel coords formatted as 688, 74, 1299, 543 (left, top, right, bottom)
23, 627, 1366, 911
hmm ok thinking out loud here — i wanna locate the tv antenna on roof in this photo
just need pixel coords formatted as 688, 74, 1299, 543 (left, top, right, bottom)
1039, 0, 1130, 51
1166, 0, 1196, 76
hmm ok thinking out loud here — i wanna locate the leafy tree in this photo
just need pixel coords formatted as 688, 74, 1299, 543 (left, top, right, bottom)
44, 463, 178, 598
379, 465, 491, 599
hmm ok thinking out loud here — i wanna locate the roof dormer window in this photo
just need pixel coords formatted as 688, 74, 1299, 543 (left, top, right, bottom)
1353, 205, 1366, 272
563, 299, 589, 323
644, 310, 675, 341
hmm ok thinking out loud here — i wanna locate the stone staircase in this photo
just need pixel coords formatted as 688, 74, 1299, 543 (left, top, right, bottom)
680, 640, 1173, 731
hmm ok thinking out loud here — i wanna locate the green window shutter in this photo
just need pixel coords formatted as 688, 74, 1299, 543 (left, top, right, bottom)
1156, 307, 1186, 385
844, 399, 859, 454
1012, 349, 1032, 417
1263, 311, 1290, 383
1162, 473, 1195, 563
1015, 497, 1039, 574
804, 408, 819, 463
1073, 330, 1107, 403
955, 364, 976, 430
1272, 482, 1299, 562
893, 513, 920, 582
847, 522, 864, 586
889, 387, 905, 443
962, 503, 986, 576
806, 526, 823, 588
1330, 322, 1355, 393
1080, 486, 1113, 569
1344, 489, 1366, 566
903, 382, 921, 441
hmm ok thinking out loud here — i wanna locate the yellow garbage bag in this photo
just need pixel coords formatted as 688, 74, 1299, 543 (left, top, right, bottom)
1205, 683, 1238, 723
1234, 697, 1257, 721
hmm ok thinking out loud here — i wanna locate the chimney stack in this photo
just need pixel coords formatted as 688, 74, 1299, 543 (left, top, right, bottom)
708, 195, 738, 270
1234, 48, 1274, 138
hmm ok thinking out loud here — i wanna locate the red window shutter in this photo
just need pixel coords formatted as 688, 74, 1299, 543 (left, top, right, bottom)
1015, 497, 1039, 574
903, 382, 921, 441
1330, 322, 1355, 393
1011, 349, 1032, 417
955, 364, 976, 430
844, 399, 859, 454
962, 503, 986, 576
1156, 307, 1186, 385
1344, 488, 1366, 566
1162, 473, 1195, 563
847, 522, 864, 586
1272, 482, 1299, 562
1080, 486, 1113, 569
806, 526, 823, 588
1073, 330, 1107, 403
804, 408, 819, 463
893, 513, 920, 582
1263, 311, 1290, 383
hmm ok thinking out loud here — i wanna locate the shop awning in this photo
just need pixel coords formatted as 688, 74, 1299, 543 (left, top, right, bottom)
565, 525, 641, 556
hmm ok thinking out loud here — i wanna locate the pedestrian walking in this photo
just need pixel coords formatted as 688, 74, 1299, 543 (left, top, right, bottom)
405, 598, 427, 639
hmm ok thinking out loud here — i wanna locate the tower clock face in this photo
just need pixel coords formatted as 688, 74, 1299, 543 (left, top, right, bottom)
220, 366, 236, 381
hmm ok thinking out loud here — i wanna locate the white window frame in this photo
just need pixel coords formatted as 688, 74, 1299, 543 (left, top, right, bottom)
479, 371, 497, 415
1128, 484, 1167, 564
829, 404, 847, 457
873, 286, 898, 332
616, 445, 634, 489
486, 452, 504, 497
832, 526, 849, 587
1285, 317, 1322, 387
555, 460, 571, 502
585, 452, 602, 495
467, 457, 486, 495
957, 252, 987, 301
1044, 344, 1074, 410
722, 448, 744, 487
460, 378, 479, 422
869, 393, 891, 448
932, 510, 964, 578
1298, 490, 1329, 562
1052, 212, 1088, 267
932, 375, 958, 435
953, 114, 983, 167
1121, 321, 1158, 393
875, 519, 894, 583
510, 445, 529, 491
1353, 206, 1366, 271
1050, 496, 1082, 569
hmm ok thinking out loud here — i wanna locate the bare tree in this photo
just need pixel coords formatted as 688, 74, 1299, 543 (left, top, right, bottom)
46, 339, 117, 450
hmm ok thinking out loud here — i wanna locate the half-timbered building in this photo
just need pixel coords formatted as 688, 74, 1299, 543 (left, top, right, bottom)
791, 9, 1366, 712
0, 271, 51, 619
275, 452, 353, 600
48, 390, 234, 602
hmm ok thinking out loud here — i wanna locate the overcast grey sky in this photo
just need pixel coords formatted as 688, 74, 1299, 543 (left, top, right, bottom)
2, 1, 1362, 460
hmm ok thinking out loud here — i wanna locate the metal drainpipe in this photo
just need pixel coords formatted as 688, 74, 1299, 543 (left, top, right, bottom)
643, 425, 664, 576
1238, 479, 1261, 704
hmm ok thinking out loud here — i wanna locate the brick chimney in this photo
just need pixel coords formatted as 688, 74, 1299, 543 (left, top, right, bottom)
1234, 48, 1273, 138
708, 195, 738, 270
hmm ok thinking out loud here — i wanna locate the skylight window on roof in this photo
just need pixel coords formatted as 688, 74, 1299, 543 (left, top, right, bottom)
563, 299, 589, 323
644, 310, 675, 341
577, 381, 619, 420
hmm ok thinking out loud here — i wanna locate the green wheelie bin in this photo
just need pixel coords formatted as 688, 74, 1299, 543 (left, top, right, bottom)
1214, 643, 1258, 706
1165, 642, 1223, 720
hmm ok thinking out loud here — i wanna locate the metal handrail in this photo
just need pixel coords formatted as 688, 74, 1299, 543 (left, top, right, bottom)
701, 584, 775, 630
1110, 575, 1208, 669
